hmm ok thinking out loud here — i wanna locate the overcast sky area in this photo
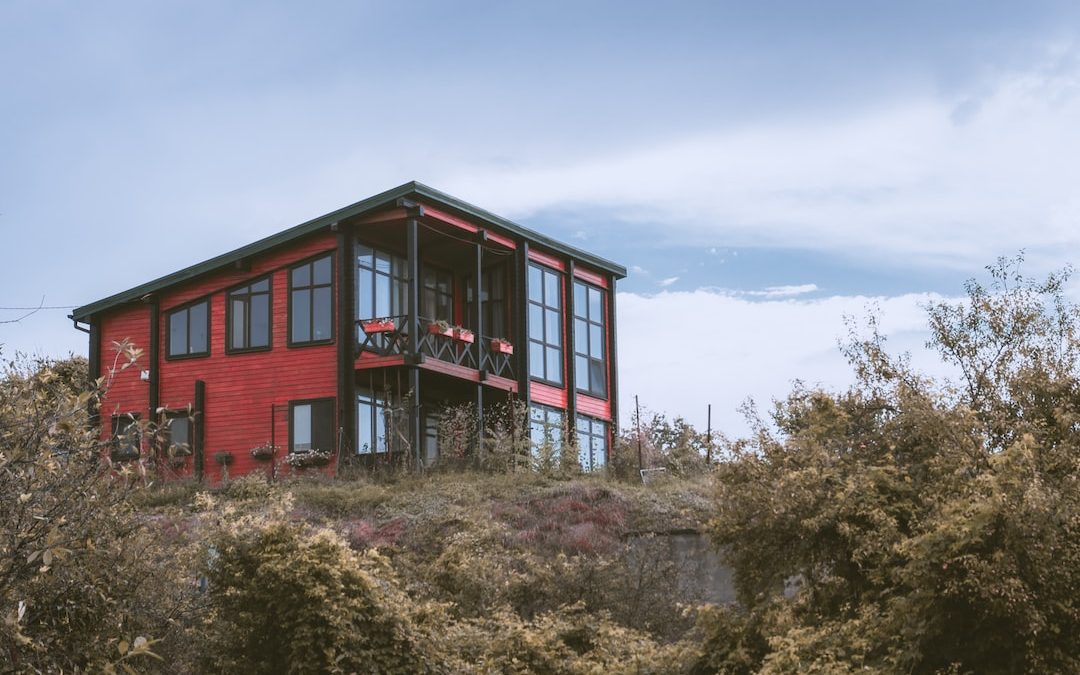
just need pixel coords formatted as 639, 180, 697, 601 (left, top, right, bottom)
3, 1, 1080, 435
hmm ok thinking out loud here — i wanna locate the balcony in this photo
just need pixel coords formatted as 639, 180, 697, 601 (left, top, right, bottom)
355, 315, 516, 384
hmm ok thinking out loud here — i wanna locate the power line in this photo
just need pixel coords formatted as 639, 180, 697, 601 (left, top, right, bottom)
0, 305, 77, 310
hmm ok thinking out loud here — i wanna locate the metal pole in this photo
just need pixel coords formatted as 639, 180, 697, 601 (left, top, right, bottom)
635, 394, 643, 473
706, 403, 712, 464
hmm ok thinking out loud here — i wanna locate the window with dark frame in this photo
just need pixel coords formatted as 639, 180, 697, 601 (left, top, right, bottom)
167, 299, 209, 358
528, 264, 563, 385
573, 281, 607, 397
290, 399, 335, 454
356, 244, 407, 321
162, 412, 192, 457
529, 403, 565, 460
466, 268, 507, 339
575, 415, 608, 472
111, 413, 141, 461
290, 255, 333, 344
356, 389, 389, 454
227, 277, 271, 352
421, 266, 454, 322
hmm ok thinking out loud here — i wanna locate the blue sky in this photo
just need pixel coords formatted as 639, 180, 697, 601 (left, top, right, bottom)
3, 1, 1079, 434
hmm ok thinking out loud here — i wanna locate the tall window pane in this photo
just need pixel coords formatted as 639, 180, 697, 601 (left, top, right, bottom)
573, 280, 606, 396
167, 299, 209, 358
528, 264, 563, 385
290, 255, 333, 345
227, 276, 271, 352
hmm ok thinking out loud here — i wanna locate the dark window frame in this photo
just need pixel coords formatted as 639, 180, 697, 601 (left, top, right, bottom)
225, 274, 273, 354
528, 263, 564, 386
529, 403, 565, 458
573, 280, 608, 398
287, 253, 335, 347
356, 389, 391, 455
355, 243, 408, 322
575, 414, 609, 472
165, 296, 211, 360
110, 412, 141, 461
288, 397, 336, 454
466, 266, 509, 339
158, 409, 193, 457
421, 264, 455, 323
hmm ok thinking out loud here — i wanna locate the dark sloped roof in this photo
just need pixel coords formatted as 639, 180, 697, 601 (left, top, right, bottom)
71, 181, 626, 321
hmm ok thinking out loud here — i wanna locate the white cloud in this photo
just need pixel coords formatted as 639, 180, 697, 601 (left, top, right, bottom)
659, 276, 679, 287
442, 45, 1080, 273
616, 289, 956, 437
741, 284, 819, 298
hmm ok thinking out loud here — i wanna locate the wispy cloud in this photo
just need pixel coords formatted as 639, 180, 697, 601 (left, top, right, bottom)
659, 276, 679, 287
443, 43, 1080, 273
741, 284, 819, 298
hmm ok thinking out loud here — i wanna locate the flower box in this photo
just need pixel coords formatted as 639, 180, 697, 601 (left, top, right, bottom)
361, 319, 395, 334
214, 451, 234, 467
286, 449, 332, 469
250, 443, 278, 460
428, 321, 453, 338
454, 327, 475, 344
491, 338, 514, 355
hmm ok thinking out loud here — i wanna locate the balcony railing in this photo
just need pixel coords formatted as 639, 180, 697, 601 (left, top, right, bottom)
356, 316, 516, 380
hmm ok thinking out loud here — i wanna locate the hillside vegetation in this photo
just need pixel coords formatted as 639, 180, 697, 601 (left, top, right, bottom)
2, 256, 1079, 673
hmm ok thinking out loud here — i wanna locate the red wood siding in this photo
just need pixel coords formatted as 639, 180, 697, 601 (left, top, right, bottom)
98, 304, 152, 430
157, 232, 339, 481
576, 393, 611, 420
528, 248, 566, 271
531, 381, 567, 408
573, 265, 608, 289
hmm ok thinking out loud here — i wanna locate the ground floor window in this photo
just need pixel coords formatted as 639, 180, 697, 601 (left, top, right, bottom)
576, 416, 608, 471
423, 410, 440, 466
162, 411, 192, 457
529, 404, 565, 467
357, 390, 389, 454
111, 413, 141, 461
290, 399, 335, 454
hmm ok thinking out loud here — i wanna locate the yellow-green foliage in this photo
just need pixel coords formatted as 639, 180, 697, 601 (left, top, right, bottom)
200, 513, 435, 674
0, 354, 194, 673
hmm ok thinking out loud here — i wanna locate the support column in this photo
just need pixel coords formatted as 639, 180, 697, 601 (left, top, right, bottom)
516, 241, 531, 409
474, 234, 485, 454
193, 379, 206, 482
88, 320, 101, 427
608, 275, 620, 461
403, 200, 424, 470
148, 299, 159, 426
565, 261, 577, 424
335, 223, 356, 470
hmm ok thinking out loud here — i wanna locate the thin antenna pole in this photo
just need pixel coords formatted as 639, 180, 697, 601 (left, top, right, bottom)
706, 404, 712, 464
635, 394, 643, 473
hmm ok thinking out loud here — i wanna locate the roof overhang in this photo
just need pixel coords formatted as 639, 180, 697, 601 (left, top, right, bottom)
71, 181, 627, 321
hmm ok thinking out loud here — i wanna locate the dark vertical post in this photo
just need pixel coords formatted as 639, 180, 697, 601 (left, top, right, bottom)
608, 275, 620, 462
193, 379, 206, 482
88, 319, 101, 427
516, 241, 531, 409
405, 205, 423, 469
474, 234, 485, 452
148, 299, 159, 425
635, 394, 642, 476
706, 404, 712, 464
336, 224, 356, 473
566, 261, 577, 426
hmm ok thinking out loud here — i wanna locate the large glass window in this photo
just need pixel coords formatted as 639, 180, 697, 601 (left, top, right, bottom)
290, 399, 335, 454
529, 404, 565, 465
466, 268, 507, 339
356, 245, 407, 321
422, 266, 454, 322
576, 416, 608, 472
573, 282, 606, 397
227, 277, 271, 352
356, 389, 389, 454
528, 264, 563, 384
290, 255, 333, 344
167, 299, 209, 358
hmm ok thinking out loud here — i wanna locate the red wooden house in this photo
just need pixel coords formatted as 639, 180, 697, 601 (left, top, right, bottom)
70, 182, 625, 479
